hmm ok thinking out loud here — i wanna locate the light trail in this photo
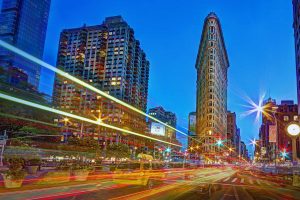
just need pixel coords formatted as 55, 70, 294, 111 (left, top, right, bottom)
0, 40, 189, 138
240, 93, 270, 123
0, 112, 58, 128
0, 92, 181, 147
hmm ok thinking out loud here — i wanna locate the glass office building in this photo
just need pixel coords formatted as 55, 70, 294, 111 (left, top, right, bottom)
0, 0, 51, 89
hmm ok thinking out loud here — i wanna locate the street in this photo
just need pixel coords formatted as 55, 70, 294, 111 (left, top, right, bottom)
0, 167, 299, 200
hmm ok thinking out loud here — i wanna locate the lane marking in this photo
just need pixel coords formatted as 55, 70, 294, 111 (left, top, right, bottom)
233, 186, 240, 200
223, 177, 230, 182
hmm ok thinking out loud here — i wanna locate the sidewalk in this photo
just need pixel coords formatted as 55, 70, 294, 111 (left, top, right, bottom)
0, 169, 113, 194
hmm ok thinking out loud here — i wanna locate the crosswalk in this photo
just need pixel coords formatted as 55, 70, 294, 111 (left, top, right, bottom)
218, 177, 278, 187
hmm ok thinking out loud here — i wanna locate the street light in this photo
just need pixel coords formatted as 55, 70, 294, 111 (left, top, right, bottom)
250, 138, 257, 147
165, 147, 171, 153
216, 139, 223, 147
280, 150, 288, 160
286, 123, 300, 165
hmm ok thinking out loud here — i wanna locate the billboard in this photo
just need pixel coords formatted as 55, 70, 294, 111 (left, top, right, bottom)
269, 125, 277, 143
189, 113, 196, 136
150, 122, 166, 136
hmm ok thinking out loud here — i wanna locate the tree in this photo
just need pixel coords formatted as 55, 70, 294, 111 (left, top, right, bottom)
106, 143, 130, 168
68, 136, 100, 151
19, 126, 45, 135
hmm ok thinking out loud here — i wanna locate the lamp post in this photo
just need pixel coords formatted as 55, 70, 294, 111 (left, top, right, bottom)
286, 123, 300, 165
62, 118, 69, 142
183, 151, 188, 168
272, 107, 279, 169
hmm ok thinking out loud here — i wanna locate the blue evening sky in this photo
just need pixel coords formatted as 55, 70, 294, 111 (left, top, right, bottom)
6, 0, 296, 151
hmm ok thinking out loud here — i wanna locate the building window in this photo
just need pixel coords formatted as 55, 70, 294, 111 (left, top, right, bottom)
283, 116, 289, 121
294, 115, 299, 121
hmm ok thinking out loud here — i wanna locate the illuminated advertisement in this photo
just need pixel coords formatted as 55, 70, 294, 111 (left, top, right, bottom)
261, 147, 266, 156
150, 122, 166, 136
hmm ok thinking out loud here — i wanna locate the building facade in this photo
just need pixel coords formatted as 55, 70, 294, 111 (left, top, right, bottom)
227, 111, 237, 150
259, 99, 300, 162
195, 12, 229, 154
235, 128, 241, 156
0, 0, 51, 89
53, 16, 150, 148
293, 0, 300, 114
148, 106, 177, 139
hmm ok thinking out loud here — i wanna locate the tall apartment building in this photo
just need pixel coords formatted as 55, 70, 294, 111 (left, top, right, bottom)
0, 0, 51, 89
293, 0, 300, 114
53, 16, 150, 144
195, 12, 229, 154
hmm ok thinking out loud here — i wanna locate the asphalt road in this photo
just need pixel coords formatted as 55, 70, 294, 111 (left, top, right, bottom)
1, 167, 299, 200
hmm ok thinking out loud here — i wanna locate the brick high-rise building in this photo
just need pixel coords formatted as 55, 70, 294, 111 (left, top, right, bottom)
274, 101, 300, 161
227, 111, 237, 150
195, 12, 229, 154
227, 111, 242, 159
0, 0, 51, 89
259, 99, 300, 162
